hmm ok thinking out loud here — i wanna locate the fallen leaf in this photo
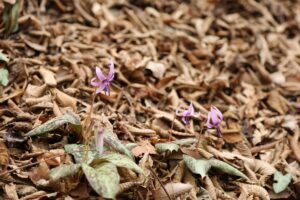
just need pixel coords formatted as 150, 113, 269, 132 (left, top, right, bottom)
131, 140, 157, 156
145, 61, 166, 79
39, 67, 57, 86
154, 182, 192, 200
273, 171, 292, 193
52, 88, 77, 110
0, 140, 9, 165
267, 90, 289, 115
4, 184, 19, 200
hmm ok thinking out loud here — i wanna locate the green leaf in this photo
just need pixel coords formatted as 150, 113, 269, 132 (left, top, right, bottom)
50, 163, 81, 181
25, 111, 81, 136
172, 138, 197, 146
273, 170, 292, 193
183, 155, 211, 178
82, 163, 120, 199
155, 142, 179, 153
103, 129, 134, 160
0, 69, 9, 86
64, 144, 97, 164
95, 153, 143, 174
209, 159, 248, 179
0, 52, 9, 63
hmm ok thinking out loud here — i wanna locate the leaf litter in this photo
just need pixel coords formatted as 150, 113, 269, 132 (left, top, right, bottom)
0, 0, 300, 199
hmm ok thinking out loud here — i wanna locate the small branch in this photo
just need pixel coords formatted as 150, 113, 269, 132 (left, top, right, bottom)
149, 167, 172, 200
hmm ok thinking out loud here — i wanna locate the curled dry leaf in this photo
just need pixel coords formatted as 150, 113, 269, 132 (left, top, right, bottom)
131, 140, 157, 156
153, 182, 192, 200
4, 184, 19, 200
236, 182, 270, 200
51, 88, 77, 111
145, 61, 166, 79
39, 67, 57, 86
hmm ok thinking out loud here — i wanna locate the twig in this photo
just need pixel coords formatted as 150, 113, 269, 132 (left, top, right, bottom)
250, 140, 280, 153
149, 167, 172, 200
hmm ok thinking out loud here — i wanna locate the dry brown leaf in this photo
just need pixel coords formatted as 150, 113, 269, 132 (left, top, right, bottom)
236, 182, 270, 200
51, 88, 77, 111
204, 176, 217, 200
267, 91, 289, 115
145, 61, 166, 79
131, 140, 157, 156
153, 182, 192, 200
39, 67, 57, 86
4, 184, 19, 200
0, 140, 9, 166
25, 84, 47, 97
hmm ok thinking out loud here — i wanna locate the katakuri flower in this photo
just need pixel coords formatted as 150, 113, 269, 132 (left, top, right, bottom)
91, 60, 115, 95
176, 102, 195, 125
206, 106, 223, 137
95, 128, 104, 155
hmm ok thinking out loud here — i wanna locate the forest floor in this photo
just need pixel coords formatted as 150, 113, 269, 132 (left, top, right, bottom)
0, 0, 300, 199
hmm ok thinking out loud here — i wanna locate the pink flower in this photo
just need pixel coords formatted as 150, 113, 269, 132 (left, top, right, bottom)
91, 60, 115, 95
176, 102, 195, 125
206, 106, 223, 137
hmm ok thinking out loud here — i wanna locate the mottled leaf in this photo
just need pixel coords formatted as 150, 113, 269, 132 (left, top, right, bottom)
95, 153, 143, 174
155, 142, 179, 153
0, 52, 9, 63
103, 128, 134, 160
25, 111, 81, 136
64, 144, 97, 164
82, 163, 120, 199
50, 163, 81, 181
273, 171, 292, 193
209, 159, 248, 179
0, 69, 9, 86
172, 138, 197, 146
183, 155, 211, 177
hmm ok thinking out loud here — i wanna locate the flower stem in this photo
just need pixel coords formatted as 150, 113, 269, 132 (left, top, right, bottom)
216, 126, 222, 137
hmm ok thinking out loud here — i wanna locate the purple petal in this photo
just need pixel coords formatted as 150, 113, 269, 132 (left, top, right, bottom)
187, 102, 194, 115
206, 112, 213, 128
107, 60, 115, 81
213, 106, 223, 121
210, 107, 220, 126
95, 83, 107, 94
96, 67, 106, 81
91, 78, 99, 87
182, 116, 189, 125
